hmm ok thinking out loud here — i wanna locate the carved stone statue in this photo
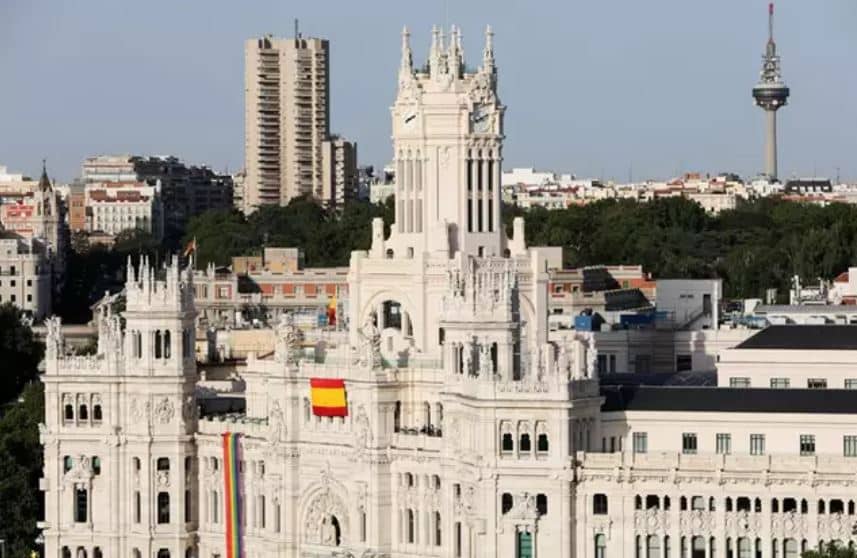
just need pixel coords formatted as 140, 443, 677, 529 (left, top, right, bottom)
462, 339, 473, 376
275, 313, 304, 365
359, 311, 382, 369
44, 315, 63, 360
479, 342, 492, 377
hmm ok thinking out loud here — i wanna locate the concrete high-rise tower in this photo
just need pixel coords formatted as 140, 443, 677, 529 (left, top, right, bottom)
752, 3, 790, 180
244, 32, 330, 210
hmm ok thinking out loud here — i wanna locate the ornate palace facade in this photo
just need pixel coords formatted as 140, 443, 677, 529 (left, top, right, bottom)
40, 25, 857, 558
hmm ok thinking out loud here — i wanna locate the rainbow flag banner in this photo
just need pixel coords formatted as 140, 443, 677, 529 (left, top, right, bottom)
222, 432, 242, 558
310, 378, 348, 417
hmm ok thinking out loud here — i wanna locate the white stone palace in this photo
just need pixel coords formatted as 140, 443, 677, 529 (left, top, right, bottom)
40, 25, 857, 558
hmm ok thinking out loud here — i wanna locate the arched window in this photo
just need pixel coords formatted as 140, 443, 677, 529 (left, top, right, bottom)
819, 500, 826, 514
155, 330, 163, 358
801, 499, 808, 514
849, 501, 855, 515
406, 509, 415, 543
772, 499, 779, 513
133, 456, 141, 471
726, 497, 733, 512
93, 548, 102, 558
649, 535, 662, 558
665, 536, 672, 558
693, 537, 706, 558
502, 493, 513, 514
93, 404, 102, 422
64, 404, 74, 421
386, 248, 394, 259
754, 498, 762, 513
135, 331, 142, 358
157, 550, 170, 558
783, 498, 797, 513
738, 538, 751, 558
405, 472, 414, 487
62, 547, 71, 558
596, 534, 607, 558
635, 495, 643, 510
158, 492, 170, 523
710, 538, 717, 558
157, 457, 170, 471
432, 475, 441, 490
92, 456, 101, 475
520, 433, 531, 452
691, 496, 704, 511
536, 493, 547, 515
664, 496, 671, 510
680, 496, 688, 511
164, 330, 171, 359
646, 495, 660, 510
737, 497, 750, 512
185, 548, 194, 558
75, 548, 87, 558
436, 403, 444, 434
79, 404, 88, 421
709, 497, 716, 511
502, 432, 513, 452
63, 455, 73, 472
537, 433, 549, 453
594, 494, 608, 515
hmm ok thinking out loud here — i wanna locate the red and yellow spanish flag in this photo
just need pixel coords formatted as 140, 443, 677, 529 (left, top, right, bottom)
310, 378, 348, 417
327, 295, 337, 327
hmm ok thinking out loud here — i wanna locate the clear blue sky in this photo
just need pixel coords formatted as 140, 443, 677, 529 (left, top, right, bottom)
1, 0, 855, 183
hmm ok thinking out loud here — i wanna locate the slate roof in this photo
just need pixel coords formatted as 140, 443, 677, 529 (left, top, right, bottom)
601, 385, 857, 414
736, 325, 857, 350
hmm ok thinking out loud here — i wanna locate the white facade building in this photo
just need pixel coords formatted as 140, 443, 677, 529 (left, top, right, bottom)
40, 25, 857, 558
85, 182, 164, 240
0, 237, 52, 318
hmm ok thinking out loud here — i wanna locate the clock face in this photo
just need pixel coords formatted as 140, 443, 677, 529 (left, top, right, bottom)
471, 105, 491, 134
402, 110, 417, 130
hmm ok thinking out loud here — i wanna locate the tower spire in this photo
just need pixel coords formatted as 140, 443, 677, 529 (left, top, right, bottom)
752, 2, 789, 180
482, 24, 495, 73
400, 26, 413, 78
38, 158, 51, 192
429, 25, 441, 76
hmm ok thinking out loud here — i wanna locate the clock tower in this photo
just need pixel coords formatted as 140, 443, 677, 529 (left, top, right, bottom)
389, 25, 506, 257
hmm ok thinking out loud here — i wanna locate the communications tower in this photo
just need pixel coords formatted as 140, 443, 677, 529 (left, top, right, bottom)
752, 3, 790, 180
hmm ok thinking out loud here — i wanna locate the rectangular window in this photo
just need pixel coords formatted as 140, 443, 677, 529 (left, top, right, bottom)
185, 489, 191, 522
517, 531, 534, 558
716, 433, 732, 455
682, 433, 697, 454
633, 432, 648, 454
609, 354, 616, 374
134, 491, 141, 523
676, 354, 692, 372
845, 379, 857, 390
770, 378, 790, 389
597, 354, 607, 375
807, 378, 827, 389
729, 377, 751, 388
75, 489, 88, 522
844, 436, 857, 457
750, 434, 765, 455
800, 434, 816, 456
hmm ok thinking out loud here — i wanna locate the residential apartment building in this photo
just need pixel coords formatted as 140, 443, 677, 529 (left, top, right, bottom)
244, 34, 330, 209
85, 182, 164, 240
0, 237, 52, 318
82, 155, 233, 236
0, 163, 67, 291
321, 137, 358, 206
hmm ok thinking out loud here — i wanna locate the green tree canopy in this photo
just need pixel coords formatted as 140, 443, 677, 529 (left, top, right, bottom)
0, 303, 43, 405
